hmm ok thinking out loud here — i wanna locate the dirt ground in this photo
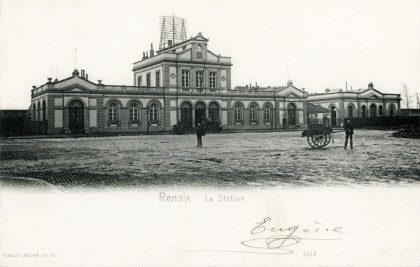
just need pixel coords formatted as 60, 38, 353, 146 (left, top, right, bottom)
0, 130, 419, 188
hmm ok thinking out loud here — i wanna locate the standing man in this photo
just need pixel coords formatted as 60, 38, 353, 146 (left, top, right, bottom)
196, 122, 205, 147
344, 119, 354, 149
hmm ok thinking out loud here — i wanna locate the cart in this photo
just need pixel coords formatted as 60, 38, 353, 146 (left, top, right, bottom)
301, 124, 336, 148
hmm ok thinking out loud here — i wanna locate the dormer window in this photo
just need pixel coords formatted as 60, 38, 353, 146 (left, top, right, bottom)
197, 45, 202, 59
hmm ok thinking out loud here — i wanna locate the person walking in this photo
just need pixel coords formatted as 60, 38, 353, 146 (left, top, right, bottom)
196, 122, 205, 147
344, 119, 354, 149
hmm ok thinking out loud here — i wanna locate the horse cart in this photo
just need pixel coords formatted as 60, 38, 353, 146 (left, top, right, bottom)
301, 124, 340, 148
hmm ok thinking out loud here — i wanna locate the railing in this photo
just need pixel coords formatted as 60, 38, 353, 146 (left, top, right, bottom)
31, 85, 49, 96
31, 83, 293, 98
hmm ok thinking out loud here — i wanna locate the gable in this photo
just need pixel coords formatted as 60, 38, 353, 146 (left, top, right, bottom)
178, 49, 192, 60
193, 36, 208, 42
55, 77, 97, 90
360, 88, 383, 98
278, 86, 304, 98
206, 50, 218, 61
366, 93, 383, 99
67, 88, 86, 92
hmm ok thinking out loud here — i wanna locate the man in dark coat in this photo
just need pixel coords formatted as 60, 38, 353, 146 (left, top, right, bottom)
344, 119, 354, 149
196, 122, 205, 147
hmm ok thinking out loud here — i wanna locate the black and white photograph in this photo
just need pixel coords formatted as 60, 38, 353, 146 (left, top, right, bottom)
1, 0, 419, 266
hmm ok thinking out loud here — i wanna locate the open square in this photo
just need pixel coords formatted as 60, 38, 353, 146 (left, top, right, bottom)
1, 130, 419, 188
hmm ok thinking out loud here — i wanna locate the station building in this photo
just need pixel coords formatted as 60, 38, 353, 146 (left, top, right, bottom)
30, 32, 308, 135
29, 32, 401, 135
307, 83, 401, 127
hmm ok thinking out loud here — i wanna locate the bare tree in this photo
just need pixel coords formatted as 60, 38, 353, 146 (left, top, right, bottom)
402, 82, 411, 109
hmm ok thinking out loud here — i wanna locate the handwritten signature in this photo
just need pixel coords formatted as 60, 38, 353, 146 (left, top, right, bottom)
240, 217, 346, 254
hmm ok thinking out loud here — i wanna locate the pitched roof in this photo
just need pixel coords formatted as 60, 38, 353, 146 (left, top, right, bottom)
307, 103, 330, 113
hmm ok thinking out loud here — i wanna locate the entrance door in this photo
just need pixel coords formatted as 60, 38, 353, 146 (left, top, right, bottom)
331, 106, 337, 127
288, 103, 296, 126
181, 102, 193, 129
195, 102, 206, 126
69, 100, 84, 133
370, 104, 377, 118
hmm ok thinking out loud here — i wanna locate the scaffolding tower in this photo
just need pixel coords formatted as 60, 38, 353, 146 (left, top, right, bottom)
159, 15, 187, 50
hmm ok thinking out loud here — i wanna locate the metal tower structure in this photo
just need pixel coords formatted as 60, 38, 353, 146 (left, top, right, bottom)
159, 15, 187, 50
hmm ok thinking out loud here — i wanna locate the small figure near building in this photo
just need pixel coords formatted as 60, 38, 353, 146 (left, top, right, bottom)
196, 122, 206, 147
344, 119, 354, 149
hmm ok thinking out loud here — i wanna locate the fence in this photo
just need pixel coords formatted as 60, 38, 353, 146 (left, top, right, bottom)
0, 110, 49, 137
348, 116, 419, 128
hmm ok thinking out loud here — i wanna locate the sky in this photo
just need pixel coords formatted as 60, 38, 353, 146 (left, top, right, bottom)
1, 0, 419, 109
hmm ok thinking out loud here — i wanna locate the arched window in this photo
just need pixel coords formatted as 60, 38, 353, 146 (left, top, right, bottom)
195, 102, 206, 125
129, 103, 139, 121
389, 104, 395, 116
378, 105, 383, 117
348, 105, 353, 118
109, 102, 118, 122
150, 103, 159, 122
288, 103, 296, 126
234, 104, 243, 122
181, 102, 193, 128
370, 104, 377, 118
209, 102, 219, 122
264, 104, 272, 121
361, 105, 367, 118
249, 104, 257, 121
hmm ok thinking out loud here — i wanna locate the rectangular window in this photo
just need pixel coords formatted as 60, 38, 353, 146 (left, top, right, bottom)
182, 70, 190, 87
146, 73, 151, 87
155, 71, 160, 87
209, 72, 216, 88
264, 105, 272, 121
129, 104, 139, 121
196, 71, 203, 88
137, 76, 142, 86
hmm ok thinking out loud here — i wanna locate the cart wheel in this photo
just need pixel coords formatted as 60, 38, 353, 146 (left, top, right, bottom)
307, 132, 331, 148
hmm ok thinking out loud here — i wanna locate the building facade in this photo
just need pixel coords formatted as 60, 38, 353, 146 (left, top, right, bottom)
30, 33, 308, 135
307, 83, 401, 127
29, 33, 401, 135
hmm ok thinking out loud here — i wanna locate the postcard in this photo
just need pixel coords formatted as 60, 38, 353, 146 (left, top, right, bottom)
1, 0, 419, 266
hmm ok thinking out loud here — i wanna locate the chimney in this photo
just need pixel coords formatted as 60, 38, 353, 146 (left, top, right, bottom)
150, 43, 154, 57
47, 78, 52, 83
85, 74, 88, 80
98, 80, 102, 85
146, 51, 149, 58
168, 40, 173, 47
287, 80, 293, 86
368, 82, 374, 89
81, 69, 85, 78
72, 69, 79, 77
32, 86, 36, 89
142, 52, 145, 59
